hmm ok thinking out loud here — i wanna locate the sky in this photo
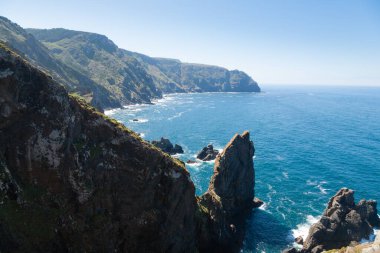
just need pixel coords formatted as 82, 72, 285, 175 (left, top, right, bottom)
1, 0, 380, 86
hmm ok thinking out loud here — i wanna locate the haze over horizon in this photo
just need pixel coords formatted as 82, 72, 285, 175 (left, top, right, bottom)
1, 0, 380, 86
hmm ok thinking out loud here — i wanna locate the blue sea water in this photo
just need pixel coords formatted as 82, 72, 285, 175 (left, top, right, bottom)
106, 86, 380, 252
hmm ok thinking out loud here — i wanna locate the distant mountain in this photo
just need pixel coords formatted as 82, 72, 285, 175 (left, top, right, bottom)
0, 16, 260, 110
128, 53, 261, 93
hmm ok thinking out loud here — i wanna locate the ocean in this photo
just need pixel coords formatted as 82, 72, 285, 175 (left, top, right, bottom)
106, 86, 380, 252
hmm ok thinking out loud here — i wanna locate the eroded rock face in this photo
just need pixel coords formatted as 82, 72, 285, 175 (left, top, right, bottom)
302, 188, 380, 253
196, 144, 219, 161
0, 44, 196, 252
151, 137, 184, 155
197, 131, 256, 252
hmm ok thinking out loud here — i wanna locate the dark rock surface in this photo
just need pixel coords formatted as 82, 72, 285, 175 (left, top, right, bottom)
0, 43, 196, 252
302, 188, 380, 253
151, 137, 184, 155
197, 131, 256, 252
196, 144, 219, 161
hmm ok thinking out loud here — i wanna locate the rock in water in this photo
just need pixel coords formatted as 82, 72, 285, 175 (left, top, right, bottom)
302, 188, 380, 253
151, 137, 184, 155
197, 131, 256, 252
196, 144, 219, 161
0, 43, 196, 252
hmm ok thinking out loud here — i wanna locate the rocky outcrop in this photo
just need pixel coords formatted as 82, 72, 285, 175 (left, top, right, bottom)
151, 138, 184, 155
301, 188, 380, 253
197, 131, 256, 252
0, 43, 196, 252
196, 144, 219, 161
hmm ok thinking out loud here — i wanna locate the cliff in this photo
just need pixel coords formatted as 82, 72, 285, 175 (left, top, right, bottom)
0, 43, 258, 252
27, 28, 162, 105
27, 27, 260, 97
128, 52, 261, 93
0, 43, 196, 252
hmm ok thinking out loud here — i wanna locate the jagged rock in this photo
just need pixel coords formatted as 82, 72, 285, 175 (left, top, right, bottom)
0, 44, 196, 252
295, 236, 304, 245
151, 137, 184, 155
197, 131, 255, 252
252, 197, 264, 208
302, 188, 380, 253
196, 144, 219, 161
186, 160, 197, 164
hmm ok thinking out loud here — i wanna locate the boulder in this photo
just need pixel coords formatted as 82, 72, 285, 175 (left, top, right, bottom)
151, 137, 184, 155
295, 236, 304, 245
196, 144, 219, 161
302, 188, 380, 253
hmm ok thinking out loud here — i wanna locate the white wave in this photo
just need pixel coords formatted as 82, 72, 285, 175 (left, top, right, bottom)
168, 111, 185, 120
306, 180, 318, 186
185, 162, 203, 171
129, 118, 148, 123
138, 133, 145, 138
306, 180, 329, 194
259, 202, 268, 211
282, 171, 289, 179
104, 108, 120, 116
291, 215, 320, 247
276, 155, 285, 161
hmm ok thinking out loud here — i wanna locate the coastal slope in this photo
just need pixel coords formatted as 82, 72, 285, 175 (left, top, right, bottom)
0, 43, 258, 252
0, 42, 196, 252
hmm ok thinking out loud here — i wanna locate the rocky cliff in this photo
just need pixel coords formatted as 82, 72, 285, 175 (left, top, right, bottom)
0, 42, 196, 252
301, 188, 380, 253
197, 131, 256, 252
0, 43, 258, 252
27, 27, 260, 96
128, 52, 261, 93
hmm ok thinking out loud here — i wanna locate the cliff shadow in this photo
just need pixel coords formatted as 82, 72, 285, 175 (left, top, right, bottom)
243, 209, 292, 252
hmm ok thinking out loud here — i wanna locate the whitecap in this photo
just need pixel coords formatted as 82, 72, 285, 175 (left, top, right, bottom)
282, 171, 289, 179
168, 111, 185, 120
104, 108, 120, 116
259, 202, 268, 211
291, 215, 320, 248
276, 155, 285, 161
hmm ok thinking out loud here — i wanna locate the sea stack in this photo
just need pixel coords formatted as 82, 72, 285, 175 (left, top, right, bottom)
301, 188, 380, 253
197, 131, 256, 252
196, 144, 219, 161
151, 137, 184, 155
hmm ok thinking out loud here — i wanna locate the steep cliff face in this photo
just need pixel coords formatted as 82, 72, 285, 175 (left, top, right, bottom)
301, 188, 380, 253
27, 28, 162, 105
129, 52, 261, 93
0, 16, 121, 110
0, 43, 196, 252
197, 131, 256, 252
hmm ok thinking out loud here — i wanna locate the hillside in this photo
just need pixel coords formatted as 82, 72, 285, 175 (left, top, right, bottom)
28, 28, 260, 94
27, 28, 162, 105
0, 16, 120, 110
0, 16, 260, 111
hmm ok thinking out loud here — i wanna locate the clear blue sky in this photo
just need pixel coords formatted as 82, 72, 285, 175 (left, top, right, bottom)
1, 0, 380, 86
